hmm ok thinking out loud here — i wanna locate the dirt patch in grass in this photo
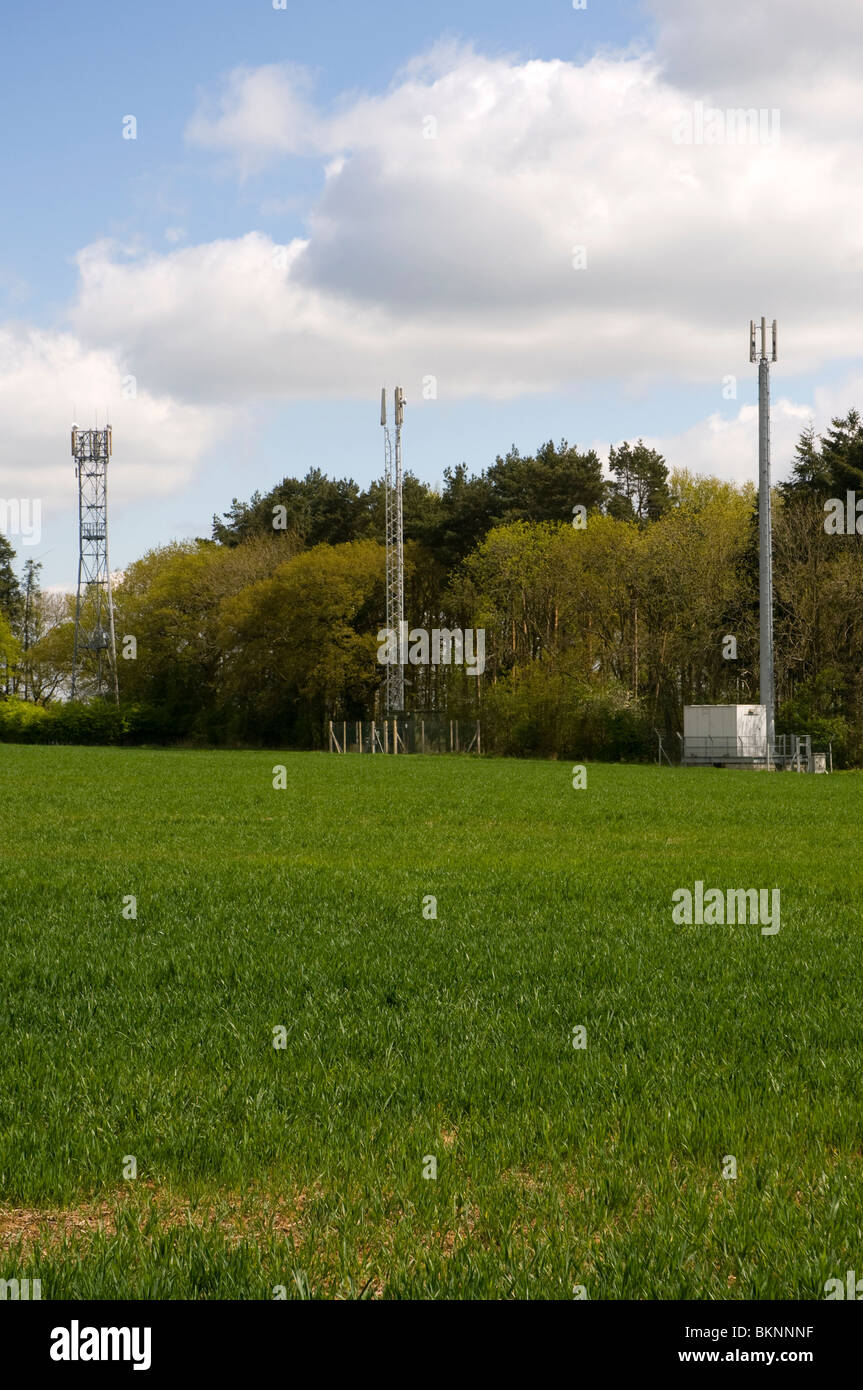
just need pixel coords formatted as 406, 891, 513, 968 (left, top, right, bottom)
0, 1200, 117, 1248
0, 1183, 319, 1255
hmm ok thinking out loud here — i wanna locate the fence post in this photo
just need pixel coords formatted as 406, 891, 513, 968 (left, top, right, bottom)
371, 720, 376, 753
421, 720, 425, 754
329, 720, 333, 753
476, 720, 481, 756
393, 717, 398, 755
384, 720, 389, 755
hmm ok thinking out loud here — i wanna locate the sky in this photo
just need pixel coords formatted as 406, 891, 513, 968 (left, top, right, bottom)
1, 0, 862, 588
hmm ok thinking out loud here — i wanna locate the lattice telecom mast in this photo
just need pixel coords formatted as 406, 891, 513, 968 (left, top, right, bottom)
381, 386, 405, 712
71, 423, 119, 704
749, 318, 778, 753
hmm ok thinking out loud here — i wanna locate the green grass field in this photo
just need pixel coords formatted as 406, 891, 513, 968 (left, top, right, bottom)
1, 745, 862, 1299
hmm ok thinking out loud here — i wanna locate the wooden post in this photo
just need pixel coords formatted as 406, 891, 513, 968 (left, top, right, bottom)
371, 720, 376, 753
449, 720, 453, 752
329, 720, 333, 753
476, 720, 481, 756
384, 720, 389, 754
421, 720, 425, 754
393, 717, 398, 754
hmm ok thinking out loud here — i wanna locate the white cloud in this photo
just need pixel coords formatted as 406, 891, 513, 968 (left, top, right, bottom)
5, 19, 863, 524
0, 325, 223, 510
648, 0, 863, 114
185, 63, 325, 172
614, 371, 863, 488
70, 40, 855, 406
642, 398, 813, 487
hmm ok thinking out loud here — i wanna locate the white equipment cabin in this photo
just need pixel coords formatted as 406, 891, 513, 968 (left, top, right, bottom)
683, 704, 767, 767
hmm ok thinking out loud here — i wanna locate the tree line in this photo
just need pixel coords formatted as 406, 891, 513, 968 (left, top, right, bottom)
2, 417, 863, 763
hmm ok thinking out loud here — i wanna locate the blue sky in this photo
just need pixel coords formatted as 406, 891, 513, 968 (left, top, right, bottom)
2, 0, 862, 587
0, 1, 648, 314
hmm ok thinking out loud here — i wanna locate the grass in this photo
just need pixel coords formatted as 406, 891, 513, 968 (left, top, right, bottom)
1, 744, 862, 1299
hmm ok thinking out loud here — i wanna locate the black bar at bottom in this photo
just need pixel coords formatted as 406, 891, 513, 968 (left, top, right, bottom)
2, 1298, 856, 1376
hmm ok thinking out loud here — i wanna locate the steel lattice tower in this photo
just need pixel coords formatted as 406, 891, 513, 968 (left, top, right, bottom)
71, 424, 119, 703
380, 387, 405, 713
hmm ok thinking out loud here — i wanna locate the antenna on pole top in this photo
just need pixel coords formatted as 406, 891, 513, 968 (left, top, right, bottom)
380, 387, 387, 428
749, 318, 778, 362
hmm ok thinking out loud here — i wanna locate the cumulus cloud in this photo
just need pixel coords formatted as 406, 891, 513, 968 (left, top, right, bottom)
185, 63, 325, 170
63, 39, 861, 416
645, 398, 814, 487
5, 10, 863, 516
605, 369, 863, 489
648, 0, 863, 113
0, 325, 223, 510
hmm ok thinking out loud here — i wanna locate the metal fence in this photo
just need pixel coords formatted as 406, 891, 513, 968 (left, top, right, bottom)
668, 729, 831, 772
328, 716, 481, 754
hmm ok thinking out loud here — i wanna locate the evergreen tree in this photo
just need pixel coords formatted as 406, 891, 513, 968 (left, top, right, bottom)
0, 534, 21, 624
606, 440, 671, 525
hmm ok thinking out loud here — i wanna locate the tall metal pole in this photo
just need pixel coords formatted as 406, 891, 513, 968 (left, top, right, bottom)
750, 318, 777, 755
393, 386, 405, 713
381, 387, 405, 714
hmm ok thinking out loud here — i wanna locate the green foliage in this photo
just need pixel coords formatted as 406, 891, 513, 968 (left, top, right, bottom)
607, 439, 671, 524
211, 440, 605, 569
218, 539, 385, 744
0, 699, 170, 746
480, 660, 653, 759
777, 668, 850, 765
783, 411, 863, 498
0, 533, 22, 624
486, 439, 605, 525
0, 608, 21, 679
0, 696, 49, 739
7, 409, 863, 761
